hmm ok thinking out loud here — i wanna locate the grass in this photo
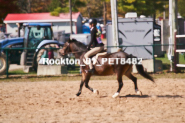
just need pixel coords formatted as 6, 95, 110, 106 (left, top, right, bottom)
67, 66, 80, 74
156, 53, 185, 70
8, 69, 37, 75
0, 72, 185, 83
179, 53, 185, 64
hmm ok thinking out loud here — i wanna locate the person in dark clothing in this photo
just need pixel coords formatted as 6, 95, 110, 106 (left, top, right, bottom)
84, 19, 104, 73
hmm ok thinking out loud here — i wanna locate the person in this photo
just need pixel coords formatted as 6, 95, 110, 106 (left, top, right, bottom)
84, 18, 104, 73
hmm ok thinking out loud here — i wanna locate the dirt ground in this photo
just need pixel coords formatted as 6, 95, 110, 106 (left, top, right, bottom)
0, 78, 185, 123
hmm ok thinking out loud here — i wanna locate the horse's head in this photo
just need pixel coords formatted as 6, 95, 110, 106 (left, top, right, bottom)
59, 38, 87, 56
59, 39, 72, 56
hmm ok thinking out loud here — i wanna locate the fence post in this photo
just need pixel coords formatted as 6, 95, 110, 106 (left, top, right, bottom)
6, 49, 9, 78
153, 44, 155, 73
174, 31, 177, 73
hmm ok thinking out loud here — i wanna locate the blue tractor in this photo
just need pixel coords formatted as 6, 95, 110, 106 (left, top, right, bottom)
0, 23, 63, 74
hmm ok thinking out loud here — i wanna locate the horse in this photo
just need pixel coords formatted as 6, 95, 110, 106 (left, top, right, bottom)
59, 39, 154, 98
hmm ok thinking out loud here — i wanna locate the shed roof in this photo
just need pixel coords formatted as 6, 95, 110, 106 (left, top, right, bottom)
4, 12, 82, 23
23, 23, 52, 26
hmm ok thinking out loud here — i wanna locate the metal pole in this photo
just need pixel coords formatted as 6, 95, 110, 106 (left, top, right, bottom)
69, 0, 73, 34
6, 49, 8, 78
110, 0, 119, 53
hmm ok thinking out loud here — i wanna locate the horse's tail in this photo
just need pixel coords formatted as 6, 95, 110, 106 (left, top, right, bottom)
128, 54, 154, 82
135, 64, 155, 82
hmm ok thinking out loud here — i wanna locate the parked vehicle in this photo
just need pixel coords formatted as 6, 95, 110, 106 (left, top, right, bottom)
0, 23, 64, 75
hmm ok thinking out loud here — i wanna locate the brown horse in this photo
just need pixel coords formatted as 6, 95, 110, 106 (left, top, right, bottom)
59, 39, 154, 98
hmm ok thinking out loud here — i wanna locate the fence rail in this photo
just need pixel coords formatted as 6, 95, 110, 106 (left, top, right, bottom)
0, 43, 184, 78
174, 33, 185, 71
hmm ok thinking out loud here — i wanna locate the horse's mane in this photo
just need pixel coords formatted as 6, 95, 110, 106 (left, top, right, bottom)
69, 39, 87, 51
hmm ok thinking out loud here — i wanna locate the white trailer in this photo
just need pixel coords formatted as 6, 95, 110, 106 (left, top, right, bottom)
107, 18, 154, 59
70, 34, 91, 45
118, 18, 153, 59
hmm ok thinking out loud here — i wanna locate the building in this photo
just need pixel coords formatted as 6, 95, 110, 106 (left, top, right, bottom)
3, 12, 83, 35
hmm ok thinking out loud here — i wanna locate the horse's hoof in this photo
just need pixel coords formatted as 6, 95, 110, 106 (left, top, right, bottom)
76, 92, 81, 96
136, 91, 142, 96
93, 89, 99, 95
112, 92, 119, 98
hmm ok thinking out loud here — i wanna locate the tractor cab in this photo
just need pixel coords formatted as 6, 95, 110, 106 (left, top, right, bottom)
23, 23, 53, 49
22, 23, 60, 70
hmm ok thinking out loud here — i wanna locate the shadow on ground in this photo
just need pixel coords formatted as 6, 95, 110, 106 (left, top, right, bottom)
119, 94, 184, 98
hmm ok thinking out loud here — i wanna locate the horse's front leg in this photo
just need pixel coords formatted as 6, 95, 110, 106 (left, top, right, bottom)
76, 72, 97, 96
83, 73, 99, 95
76, 79, 84, 96
84, 78, 99, 95
76, 72, 86, 96
112, 74, 123, 98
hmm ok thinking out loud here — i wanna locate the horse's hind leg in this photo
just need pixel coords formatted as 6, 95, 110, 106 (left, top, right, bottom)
125, 73, 142, 96
112, 74, 123, 98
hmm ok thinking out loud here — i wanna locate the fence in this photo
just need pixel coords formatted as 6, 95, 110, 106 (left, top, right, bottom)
0, 43, 184, 78
174, 32, 185, 72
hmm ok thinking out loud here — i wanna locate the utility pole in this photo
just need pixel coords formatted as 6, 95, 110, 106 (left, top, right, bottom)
110, 0, 119, 53
168, 0, 178, 71
163, 5, 165, 20
69, 0, 73, 34
103, 1, 107, 26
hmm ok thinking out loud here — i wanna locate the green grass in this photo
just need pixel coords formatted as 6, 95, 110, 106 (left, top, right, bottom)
156, 53, 185, 70
0, 72, 185, 83
156, 54, 170, 64
67, 66, 80, 74
8, 69, 36, 75
156, 54, 171, 70
179, 53, 185, 64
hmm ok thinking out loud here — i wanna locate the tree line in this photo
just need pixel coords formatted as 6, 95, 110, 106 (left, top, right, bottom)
0, 0, 184, 23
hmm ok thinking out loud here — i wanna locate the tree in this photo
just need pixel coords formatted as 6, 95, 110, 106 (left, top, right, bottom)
31, 0, 50, 12
178, 0, 185, 18
16, 0, 32, 13
78, 0, 104, 18
117, 0, 165, 17
48, 0, 62, 12
16, 0, 50, 13
50, 7, 68, 16
50, 0, 86, 16
0, 0, 19, 23
71, 0, 86, 12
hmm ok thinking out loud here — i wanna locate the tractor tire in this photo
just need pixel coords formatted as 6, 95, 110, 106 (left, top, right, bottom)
33, 44, 59, 71
0, 53, 9, 75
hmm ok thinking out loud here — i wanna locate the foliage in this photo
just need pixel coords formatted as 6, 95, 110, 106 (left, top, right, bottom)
0, 0, 182, 24
31, 0, 50, 13
117, 0, 165, 17
49, 0, 86, 16
50, 7, 69, 16
0, 0, 19, 23
16, 0, 50, 13
78, 0, 110, 18
178, 0, 185, 18
48, 0, 62, 12
72, 0, 86, 12
16, 0, 31, 13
